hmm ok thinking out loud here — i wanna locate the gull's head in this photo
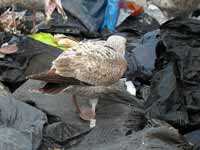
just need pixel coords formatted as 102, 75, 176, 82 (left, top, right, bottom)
106, 35, 127, 56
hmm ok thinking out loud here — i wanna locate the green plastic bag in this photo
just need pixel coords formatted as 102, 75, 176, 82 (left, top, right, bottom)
29, 32, 67, 51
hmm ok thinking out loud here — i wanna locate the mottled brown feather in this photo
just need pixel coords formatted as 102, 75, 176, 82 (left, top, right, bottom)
52, 41, 127, 86
28, 36, 127, 97
28, 69, 90, 85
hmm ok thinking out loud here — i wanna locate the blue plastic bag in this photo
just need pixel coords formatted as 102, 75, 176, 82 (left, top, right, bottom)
102, 0, 119, 31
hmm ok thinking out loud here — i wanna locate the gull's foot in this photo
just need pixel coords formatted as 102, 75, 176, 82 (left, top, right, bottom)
79, 106, 95, 121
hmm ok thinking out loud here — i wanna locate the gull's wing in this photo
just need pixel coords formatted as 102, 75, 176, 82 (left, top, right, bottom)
53, 41, 127, 86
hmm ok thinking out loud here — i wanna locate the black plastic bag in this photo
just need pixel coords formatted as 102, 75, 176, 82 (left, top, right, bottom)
61, 0, 106, 32
0, 36, 62, 91
117, 13, 160, 36
145, 18, 200, 131
125, 30, 159, 85
38, 0, 106, 36
0, 95, 47, 150
14, 80, 145, 150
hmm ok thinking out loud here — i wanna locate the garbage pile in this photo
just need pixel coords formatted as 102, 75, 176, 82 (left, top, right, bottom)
0, 0, 200, 150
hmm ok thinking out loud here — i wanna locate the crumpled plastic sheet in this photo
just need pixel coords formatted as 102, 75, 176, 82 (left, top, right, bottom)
14, 80, 145, 150
0, 36, 62, 88
184, 130, 200, 147
116, 13, 160, 86
125, 30, 159, 84
70, 119, 196, 150
13, 80, 197, 150
37, 11, 90, 37
145, 18, 200, 132
61, 0, 106, 32
0, 95, 47, 150
117, 13, 160, 36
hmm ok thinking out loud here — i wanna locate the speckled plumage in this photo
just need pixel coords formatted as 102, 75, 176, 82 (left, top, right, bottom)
28, 35, 127, 122
147, 0, 200, 18
53, 41, 127, 86
29, 35, 127, 98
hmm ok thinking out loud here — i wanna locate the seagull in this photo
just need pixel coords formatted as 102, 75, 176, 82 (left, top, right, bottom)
147, 0, 200, 18
28, 35, 128, 127
0, 0, 67, 33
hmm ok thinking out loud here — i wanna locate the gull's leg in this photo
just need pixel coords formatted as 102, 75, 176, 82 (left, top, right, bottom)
31, 2, 37, 33
89, 98, 98, 128
89, 98, 98, 118
44, 0, 51, 21
79, 98, 98, 122
44, 0, 57, 21
11, 5, 17, 33
33, 0, 57, 33
54, 0, 67, 20
72, 95, 81, 113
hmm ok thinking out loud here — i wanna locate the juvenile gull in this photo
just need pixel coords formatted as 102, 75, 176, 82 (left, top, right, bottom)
28, 35, 127, 127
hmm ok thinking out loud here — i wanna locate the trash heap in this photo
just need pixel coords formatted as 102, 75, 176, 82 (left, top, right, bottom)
0, 0, 199, 150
